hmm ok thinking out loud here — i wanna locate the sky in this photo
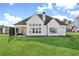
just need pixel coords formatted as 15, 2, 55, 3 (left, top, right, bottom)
0, 2, 79, 26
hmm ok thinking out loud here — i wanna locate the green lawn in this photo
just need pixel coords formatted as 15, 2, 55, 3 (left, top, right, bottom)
0, 32, 79, 56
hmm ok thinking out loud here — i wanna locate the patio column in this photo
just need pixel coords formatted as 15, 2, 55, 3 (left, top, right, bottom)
15, 27, 16, 36
2, 27, 5, 34
19, 27, 21, 33
26, 27, 27, 35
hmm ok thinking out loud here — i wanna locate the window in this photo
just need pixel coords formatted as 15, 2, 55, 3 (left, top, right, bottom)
36, 28, 38, 33
39, 24, 41, 26
50, 28, 57, 33
39, 28, 41, 33
30, 24, 41, 26
33, 28, 35, 33
21, 27, 26, 34
33, 24, 35, 26
30, 28, 41, 34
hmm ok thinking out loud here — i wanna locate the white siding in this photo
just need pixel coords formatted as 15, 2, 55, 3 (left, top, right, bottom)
59, 25, 66, 36
47, 19, 66, 36
26, 14, 47, 36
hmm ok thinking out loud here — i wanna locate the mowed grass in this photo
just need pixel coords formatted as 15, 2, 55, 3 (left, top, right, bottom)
0, 32, 79, 56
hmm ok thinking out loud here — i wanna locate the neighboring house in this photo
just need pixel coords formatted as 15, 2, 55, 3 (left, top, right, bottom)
0, 24, 9, 34
72, 16, 79, 32
72, 24, 79, 32
66, 21, 79, 32
14, 12, 67, 36
67, 24, 73, 32
2, 26, 9, 34
68, 21, 79, 32
0, 24, 3, 34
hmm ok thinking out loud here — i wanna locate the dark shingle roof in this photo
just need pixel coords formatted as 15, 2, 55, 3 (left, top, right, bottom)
54, 18, 67, 25
14, 16, 32, 25
14, 14, 66, 25
37, 14, 53, 25
37, 14, 66, 25
37, 14, 43, 20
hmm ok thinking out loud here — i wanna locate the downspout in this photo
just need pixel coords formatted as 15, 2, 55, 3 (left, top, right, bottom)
15, 27, 16, 36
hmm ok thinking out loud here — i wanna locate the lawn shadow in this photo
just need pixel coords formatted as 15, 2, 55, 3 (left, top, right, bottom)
15, 35, 79, 50
15, 35, 79, 49
8, 36, 16, 42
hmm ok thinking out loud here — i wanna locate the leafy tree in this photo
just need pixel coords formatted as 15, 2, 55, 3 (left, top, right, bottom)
62, 18, 72, 25
73, 15, 79, 31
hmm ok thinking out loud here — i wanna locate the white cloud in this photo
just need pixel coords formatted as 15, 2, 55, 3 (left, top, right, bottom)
57, 7, 61, 11
37, 0, 79, 12
0, 20, 9, 26
37, 3, 52, 12
69, 10, 79, 16
9, 3, 14, 5
37, 4, 47, 12
4, 13, 22, 24
1, 13, 22, 26
0, 22, 3, 25
48, 3, 53, 10
55, 0, 79, 9
52, 15, 70, 20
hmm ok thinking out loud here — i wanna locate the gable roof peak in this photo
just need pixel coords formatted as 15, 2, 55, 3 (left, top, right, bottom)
14, 13, 66, 25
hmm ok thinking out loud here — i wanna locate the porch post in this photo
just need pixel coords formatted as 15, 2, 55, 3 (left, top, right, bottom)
15, 27, 16, 36
26, 27, 27, 35
19, 27, 21, 33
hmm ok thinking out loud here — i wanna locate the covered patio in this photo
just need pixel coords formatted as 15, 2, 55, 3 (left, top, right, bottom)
14, 25, 26, 35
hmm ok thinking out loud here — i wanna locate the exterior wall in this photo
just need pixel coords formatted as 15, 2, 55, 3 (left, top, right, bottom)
42, 25, 47, 36
47, 19, 66, 36
59, 25, 66, 36
26, 14, 47, 36
47, 19, 60, 36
